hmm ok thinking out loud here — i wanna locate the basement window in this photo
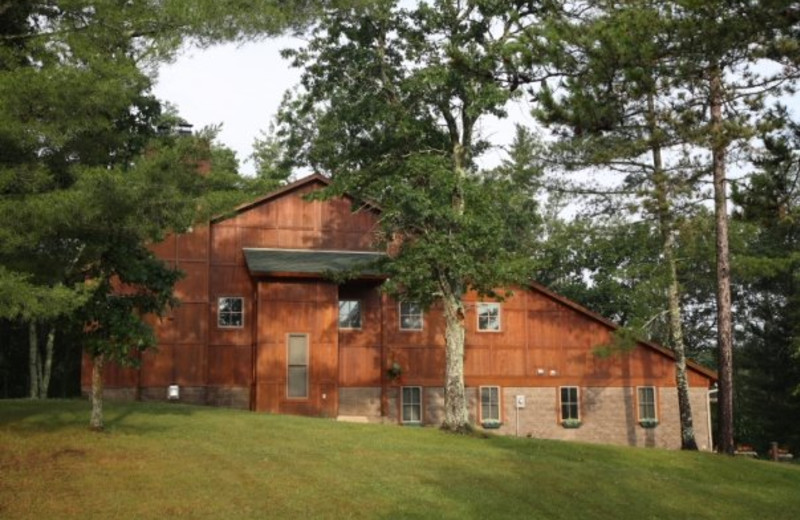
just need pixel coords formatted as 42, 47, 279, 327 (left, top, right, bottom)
560, 386, 580, 421
480, 386, 501, 422
637, 386, 657, 421
218, 297, 244, 328
402, 386, 422, 424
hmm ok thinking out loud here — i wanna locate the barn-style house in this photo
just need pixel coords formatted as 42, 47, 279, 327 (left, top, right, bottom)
84, 174, 717, 450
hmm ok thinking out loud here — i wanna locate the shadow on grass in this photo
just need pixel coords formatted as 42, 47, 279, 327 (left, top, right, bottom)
0, 398, 197, 434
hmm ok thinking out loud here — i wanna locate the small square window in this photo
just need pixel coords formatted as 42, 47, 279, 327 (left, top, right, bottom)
480, 386, 500, 422
399, 301, 423, 331
218, 297, 244, 328
402, 386, 422, 424
560, 386, 579, 421
477, 302, 501, 331
339, 300, 362, 329
638, 386, 657, 421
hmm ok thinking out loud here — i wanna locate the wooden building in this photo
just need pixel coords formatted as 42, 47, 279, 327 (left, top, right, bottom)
83, 174, 717, 450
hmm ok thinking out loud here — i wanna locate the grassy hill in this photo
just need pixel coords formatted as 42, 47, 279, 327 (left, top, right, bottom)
1, 400, 798, 519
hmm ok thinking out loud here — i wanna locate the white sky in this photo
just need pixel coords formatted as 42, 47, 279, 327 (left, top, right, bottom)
153, 38, 539, 177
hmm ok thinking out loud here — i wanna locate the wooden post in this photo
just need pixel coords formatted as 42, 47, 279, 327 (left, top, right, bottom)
771, 442, 779, 462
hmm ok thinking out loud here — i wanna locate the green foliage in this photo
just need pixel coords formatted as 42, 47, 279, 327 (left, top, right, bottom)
731, 116, 800, 453
279, 0, 545, 306
0, 1, 308, 388
250, 122, 293, 190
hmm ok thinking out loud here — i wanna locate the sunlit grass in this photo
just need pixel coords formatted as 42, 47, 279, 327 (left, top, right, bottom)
1, 399, 798, 519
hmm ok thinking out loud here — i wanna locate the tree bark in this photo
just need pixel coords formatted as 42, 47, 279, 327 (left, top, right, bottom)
440, 277, 470, 432
90, 354, 105, 431
664, 229, 698, 450
41, 325, 55, 399
28, 320, 39, 399
710, 66, 735, 455
648, 93, 697, 450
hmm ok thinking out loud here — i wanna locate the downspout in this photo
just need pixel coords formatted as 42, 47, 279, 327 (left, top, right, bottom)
380, 292, 388, 419
707, 385, 715, 452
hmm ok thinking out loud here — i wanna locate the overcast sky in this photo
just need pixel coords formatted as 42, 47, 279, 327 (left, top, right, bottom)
153, 38, 538, 177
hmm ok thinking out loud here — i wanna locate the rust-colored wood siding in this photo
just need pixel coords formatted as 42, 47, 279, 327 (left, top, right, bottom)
254, 279, 338, 416
89, 177, 381, 399
378, 287, 712, 390
85, 174, 713, 411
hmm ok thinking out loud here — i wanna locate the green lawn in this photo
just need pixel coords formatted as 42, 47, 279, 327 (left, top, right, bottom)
1, 400, 798, 519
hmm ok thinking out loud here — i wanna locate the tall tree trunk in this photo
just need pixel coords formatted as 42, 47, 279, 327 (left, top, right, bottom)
28, 320, 39, 399
664, 229, 698, 450
710, 67, 735, 455
437, 134, 471, 432
90, 354, 105, 431
440, 277, 469, 432
648, 93, 698, 450
41, 325, 55, 399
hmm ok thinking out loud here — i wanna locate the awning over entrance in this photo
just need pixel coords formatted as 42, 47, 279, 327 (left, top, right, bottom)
243, 248, 385, 277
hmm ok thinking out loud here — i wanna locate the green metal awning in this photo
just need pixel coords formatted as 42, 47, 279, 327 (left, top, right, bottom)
243, 248, 385, 277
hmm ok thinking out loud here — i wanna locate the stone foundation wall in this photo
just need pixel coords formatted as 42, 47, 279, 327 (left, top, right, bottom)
206, 387, 250, 409
95, 387, 139, 401
140, 386, 208, 405
338, 387, 382, 420
86, 385, 251, 410
350, 384, 712, 451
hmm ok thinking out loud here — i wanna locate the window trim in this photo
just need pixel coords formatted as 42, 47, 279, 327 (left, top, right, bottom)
477, 302, 502, 332
559, 386, 580, 421
398, 301, 424, 331
217, 296, 245, 329
286, 333, 309, 400
479, 385, 501, 422
401, 386, 423, 424
338, 299, 363, 330
636, 386, 658, 422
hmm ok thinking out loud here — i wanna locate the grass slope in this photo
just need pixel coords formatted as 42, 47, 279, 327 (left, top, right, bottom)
1, 400, 798, 519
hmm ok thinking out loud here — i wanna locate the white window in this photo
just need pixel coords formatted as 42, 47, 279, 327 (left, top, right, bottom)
637, 386, 657, 421
480, 386, 500, 422
399, 301, 423, 331
218, 297, 244, 328
402, 386, 422, 424
338, 300, 362, 329
477, 302, 501, 331
287, 334, 308, 399
560, 386, 580, 421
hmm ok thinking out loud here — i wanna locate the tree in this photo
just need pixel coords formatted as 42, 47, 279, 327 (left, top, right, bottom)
278, 0, 545, 431
732, 113, 800, 452
533, 0, 704, 449
665, 0, 800, 454
0, 1, 325, 427
533, 0, 800, 453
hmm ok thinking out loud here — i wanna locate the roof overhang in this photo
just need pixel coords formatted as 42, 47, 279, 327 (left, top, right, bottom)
243, 248, 386, 278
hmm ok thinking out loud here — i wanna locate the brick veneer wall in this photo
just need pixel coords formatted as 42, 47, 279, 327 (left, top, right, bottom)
343, 385, 713, 451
